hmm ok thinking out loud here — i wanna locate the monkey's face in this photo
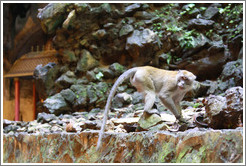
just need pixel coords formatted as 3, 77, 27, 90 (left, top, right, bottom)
177, 70, 196, 90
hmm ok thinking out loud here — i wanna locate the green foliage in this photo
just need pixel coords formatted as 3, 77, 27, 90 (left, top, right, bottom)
178, 30, 197, 49
180, 3, 196, 15
166, 53, 172, 64
199, 7, 207, 11
165, 24, 183, 33
206, 29, 213, 37
193, 102, 203, 108
218, 4, 231, 14
95, 72, 104, 80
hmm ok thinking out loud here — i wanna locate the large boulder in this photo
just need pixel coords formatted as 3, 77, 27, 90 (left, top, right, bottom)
126, 29, 158, 49
43, 93, 71, 115
126, 29, 159, 65
37, 3, 71, 34
76, 49, 99, 74
70, 85, 88, 109
203, 86, 243, 129
55, 71, 76, 89
33, 63, 59, 99
207, 59, 243, 95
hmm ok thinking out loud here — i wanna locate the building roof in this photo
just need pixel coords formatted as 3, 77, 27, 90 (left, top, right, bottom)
4, 49, 58, 78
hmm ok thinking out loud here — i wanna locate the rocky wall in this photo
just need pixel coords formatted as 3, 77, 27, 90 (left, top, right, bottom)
3, 127, 243, 163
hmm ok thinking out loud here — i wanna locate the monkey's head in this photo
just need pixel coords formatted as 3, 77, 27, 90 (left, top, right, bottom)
176, 70, 196, 90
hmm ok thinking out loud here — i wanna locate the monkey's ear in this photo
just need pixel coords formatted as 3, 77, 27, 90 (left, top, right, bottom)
178, 70, 184, 76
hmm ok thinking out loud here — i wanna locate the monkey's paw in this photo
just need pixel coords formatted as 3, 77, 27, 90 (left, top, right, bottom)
178, 117, 188, 124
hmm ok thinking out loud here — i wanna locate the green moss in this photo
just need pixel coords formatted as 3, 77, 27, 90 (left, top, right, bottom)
158, 142, 176, 162
176, 146, 192, 162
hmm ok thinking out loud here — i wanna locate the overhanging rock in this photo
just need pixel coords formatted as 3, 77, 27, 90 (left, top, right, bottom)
3, 128, 243, 163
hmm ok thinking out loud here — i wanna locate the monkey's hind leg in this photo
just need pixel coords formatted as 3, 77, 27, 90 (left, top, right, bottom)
143, 91, 159, 115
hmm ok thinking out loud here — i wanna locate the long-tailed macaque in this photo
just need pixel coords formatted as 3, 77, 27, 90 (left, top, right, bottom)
96, 66, 196, 150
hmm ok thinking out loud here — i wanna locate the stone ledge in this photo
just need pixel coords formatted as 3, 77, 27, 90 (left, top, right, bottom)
3, 128, 243, 163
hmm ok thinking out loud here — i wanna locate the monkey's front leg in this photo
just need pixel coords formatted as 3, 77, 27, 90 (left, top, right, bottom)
159, 94, 187, 123
175, 102, 187, 123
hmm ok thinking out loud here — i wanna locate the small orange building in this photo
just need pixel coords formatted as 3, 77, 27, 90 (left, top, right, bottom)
4, 46, 57, 121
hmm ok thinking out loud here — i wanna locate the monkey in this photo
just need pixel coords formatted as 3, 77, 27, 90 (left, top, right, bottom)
96, 66, 196, 150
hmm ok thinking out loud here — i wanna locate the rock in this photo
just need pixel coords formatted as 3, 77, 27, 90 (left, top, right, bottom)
125, 29, 159, 64
51, 125, 63, 133
33, 63, 59, 99
133, 11, 153, 20
84, 120, 98, 130
191, 81, 210, 97
62, 50, 77, 63
138, 112, 162, 129
112, 118, 138, 132
87, 85, 98, 105
66, 122, 77, 132
43, 93, 71, 115
86, 70, 97, 82
225, 87, 243, 126
228, 34, 243, 60
188, 18, 215, 30
76, 77, 89, 85
70, 85, 88, 108
36, 123, 52, 133
90, 3, 112, 15
100, 68, 115, 79
63, 9, 76, 29
3, 119, 14, 128
112, 117, 139, 125
60, 88, 76, 104
37, 3, 70, 34
37, 112, 58, 123
207, 59, 243, 95
76, 49, 99, 74
112, 92, 132, 108
221, 60, 243, 84
119, 24, 134, 37
55, 71, 76, 89
160, 113, 176, 123
126, 29, 158, 49
131, 92, 144, 104
125, 3, 141, 13
203, 87, 243, 129
92, 29, 106, 39
109, 63, 126, 76
4, 124, 20, 133
204, 6, 219, 20
148, 122, 169, 131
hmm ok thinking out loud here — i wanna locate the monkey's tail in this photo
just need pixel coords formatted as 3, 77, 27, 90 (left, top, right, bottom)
96, 67, 138, 151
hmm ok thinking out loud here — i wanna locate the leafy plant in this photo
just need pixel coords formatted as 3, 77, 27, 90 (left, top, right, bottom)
166, 53, 172, 65
180, 3, 196, 15
165, 24, 183, 33
178, 30, 197, 49
95, 72, 104, 80
206, 29, 213, 37
193, 103, 203, 108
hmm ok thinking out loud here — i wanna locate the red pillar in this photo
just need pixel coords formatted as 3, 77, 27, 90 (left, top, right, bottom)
14, 78, 20, 121
33, 80, 36, 120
